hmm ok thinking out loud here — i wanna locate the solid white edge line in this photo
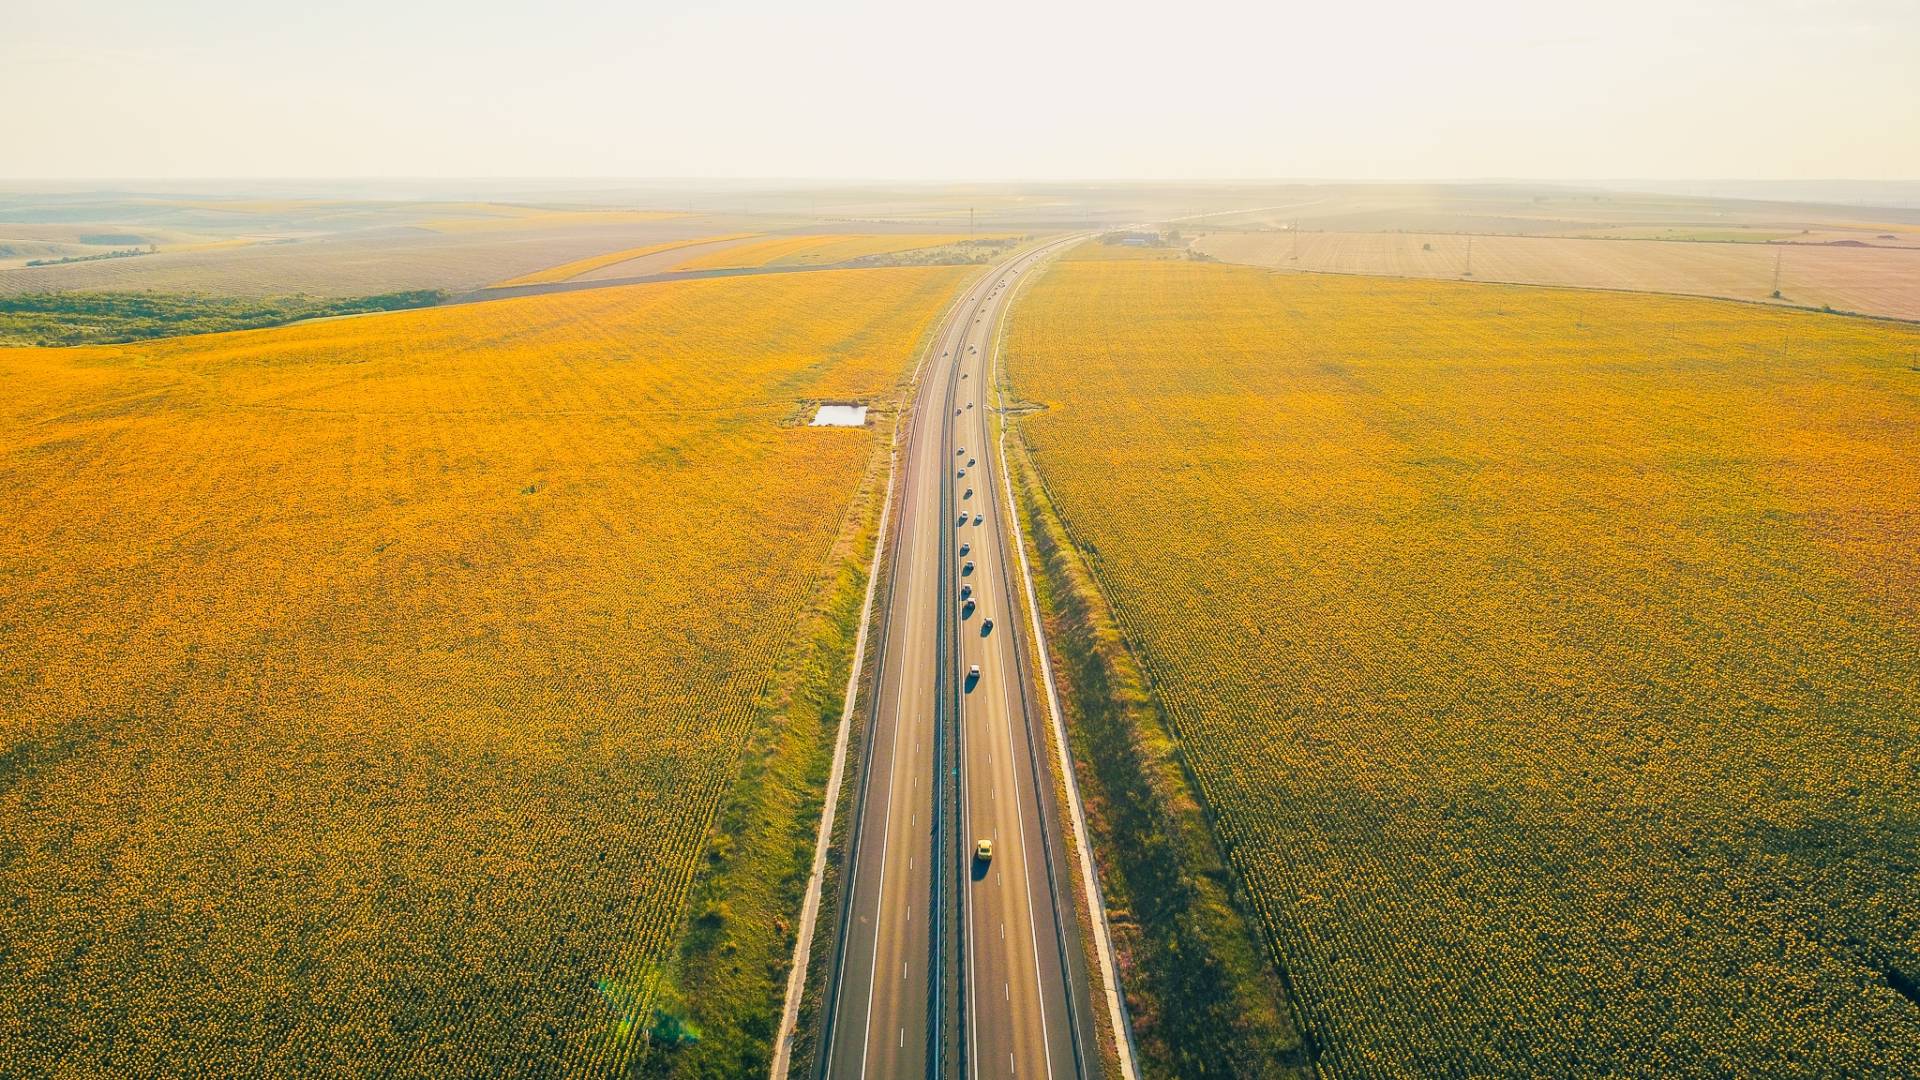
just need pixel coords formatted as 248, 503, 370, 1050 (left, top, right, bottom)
988, 252, 1059, 1080
993, 242, 1142, 1080
771, 266, 983, 1080
962, 291, 984, 1080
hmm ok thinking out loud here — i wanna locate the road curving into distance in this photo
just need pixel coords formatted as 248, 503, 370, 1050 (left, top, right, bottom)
818, 236, 1099, 1080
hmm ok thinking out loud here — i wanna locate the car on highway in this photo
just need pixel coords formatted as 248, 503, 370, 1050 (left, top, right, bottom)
982, 618, 994, 635
967, 458, 975, 467
967, 402, 974, 409
969, 345, 976, 354
963, 487, 973, 500
960, 583, 972, 599
975, 839, 993, 862
960, 542, 970, 556
957, 447, 965, 456
967, 663, 981, 682
962, 560, 974, 575
958, 468, 965, 478
973, 513, 983, 525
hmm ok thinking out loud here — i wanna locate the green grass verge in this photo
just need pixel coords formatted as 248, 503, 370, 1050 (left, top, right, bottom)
0, 290, 446, 346
632, 433, 892, 1079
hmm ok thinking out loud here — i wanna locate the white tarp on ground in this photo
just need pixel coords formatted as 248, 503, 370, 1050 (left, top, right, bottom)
810, 404, 868, 427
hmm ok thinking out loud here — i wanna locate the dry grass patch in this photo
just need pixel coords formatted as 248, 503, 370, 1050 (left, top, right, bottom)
1196, 229, 1920, 321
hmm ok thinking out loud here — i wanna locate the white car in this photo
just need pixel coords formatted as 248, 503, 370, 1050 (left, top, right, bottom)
968, 664, 981, 680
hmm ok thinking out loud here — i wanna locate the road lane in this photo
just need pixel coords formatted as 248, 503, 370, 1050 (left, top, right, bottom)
951, 249, 1085, 1080
820, 237, 1091, 1080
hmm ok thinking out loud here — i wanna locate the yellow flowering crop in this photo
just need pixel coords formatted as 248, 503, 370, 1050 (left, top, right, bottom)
1006, 256, 1920, 1077
0, 265, 963, 1076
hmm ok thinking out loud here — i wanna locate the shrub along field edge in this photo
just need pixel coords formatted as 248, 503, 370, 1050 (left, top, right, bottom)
0, 290, 446, 346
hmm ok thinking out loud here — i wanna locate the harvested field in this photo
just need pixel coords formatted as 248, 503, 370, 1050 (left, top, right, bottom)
493, 234, 761, 288
1006, 254, 1920, 1077
672, 233, 1001, 271
1195, 229, 1920, 321
420, 208, 683, 233
0, 265, 965, 1077
0, 219, 732, 298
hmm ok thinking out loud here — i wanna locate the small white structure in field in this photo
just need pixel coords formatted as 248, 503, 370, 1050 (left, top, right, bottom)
811, 404, 868, 427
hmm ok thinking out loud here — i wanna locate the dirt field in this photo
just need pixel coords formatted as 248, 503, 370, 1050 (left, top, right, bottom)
488, 234, 760, 288
0, 219, 736, 297
1196, 230, 1920, 321
571, 235, 767, 282
672, 233, 1003, 271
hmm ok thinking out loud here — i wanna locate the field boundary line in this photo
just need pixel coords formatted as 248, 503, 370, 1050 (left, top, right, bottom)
992, 244, 1140, 1080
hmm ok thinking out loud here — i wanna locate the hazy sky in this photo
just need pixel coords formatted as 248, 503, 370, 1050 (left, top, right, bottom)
4, 0, 1916, 180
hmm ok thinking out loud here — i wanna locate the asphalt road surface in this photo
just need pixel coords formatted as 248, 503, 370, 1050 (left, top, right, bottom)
821, 237, 1095, 1080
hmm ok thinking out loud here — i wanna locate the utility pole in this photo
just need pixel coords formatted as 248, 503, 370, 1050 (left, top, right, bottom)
1464, 235, 1474, 277
1771, 250, 1783, 298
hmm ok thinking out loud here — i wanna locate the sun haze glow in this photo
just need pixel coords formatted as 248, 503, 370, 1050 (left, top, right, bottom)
5, 0, 1917, 180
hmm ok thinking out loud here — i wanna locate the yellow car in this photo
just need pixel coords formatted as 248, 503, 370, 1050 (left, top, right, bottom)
976, 839, 993, 862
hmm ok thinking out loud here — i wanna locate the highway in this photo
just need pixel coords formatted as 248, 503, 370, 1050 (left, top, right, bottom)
820, 236, 1096, 1080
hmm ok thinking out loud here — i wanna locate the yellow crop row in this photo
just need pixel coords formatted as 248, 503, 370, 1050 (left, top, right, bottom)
491, 233, 760, 288
1006, 255, 1920, 1077
0, 265, 965, 1076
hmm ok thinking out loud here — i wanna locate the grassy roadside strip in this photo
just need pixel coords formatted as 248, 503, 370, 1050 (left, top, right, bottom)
781, 483, 897, 1079
766, 436, 896, 1078
992, 398, 1126, 1080
998, 427, 1316, 1079
642, 269, 980, 1079
986, 246, 1128, 1080
636, 416, 896, 1078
